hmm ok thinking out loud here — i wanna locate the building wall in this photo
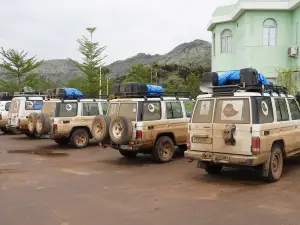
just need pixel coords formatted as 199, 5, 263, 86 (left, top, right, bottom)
212, 10, 295, 80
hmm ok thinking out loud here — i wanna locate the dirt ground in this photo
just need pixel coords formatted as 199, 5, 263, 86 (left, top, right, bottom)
1, 134, 300, 225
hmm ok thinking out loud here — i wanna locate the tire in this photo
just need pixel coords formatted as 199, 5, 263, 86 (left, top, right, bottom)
70, 128, 90, 149
25, 133, 36, 139
205, 164, 223, 174
266, 145, 283, 182
109, 116, 133, 145
119, 150, 137, 158
1, 127, 10, 134
36, 113, 51, 135
92, 115, 111, 142
28, 113, 38, 134
151, 136, 175, 163
55, 138, 69, 145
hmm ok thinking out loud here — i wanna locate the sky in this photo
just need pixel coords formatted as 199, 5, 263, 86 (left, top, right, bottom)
0, 0, 237, 64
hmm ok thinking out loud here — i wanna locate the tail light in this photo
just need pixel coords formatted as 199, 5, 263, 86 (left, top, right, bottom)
135, 130, 142, 144
53, 124, 58, 133
252, 137, 260, 155
186, 134, 191, 150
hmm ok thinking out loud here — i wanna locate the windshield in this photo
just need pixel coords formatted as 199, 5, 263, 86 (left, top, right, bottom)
25, 100, 43, 110
42, 102, 57, 117
56, 102, 78, 117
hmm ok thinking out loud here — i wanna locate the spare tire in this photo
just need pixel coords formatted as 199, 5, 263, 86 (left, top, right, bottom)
28, 113, 38, 134
109, 116, 133, 145
91, 115, 111, 142
36, 113, 51, 135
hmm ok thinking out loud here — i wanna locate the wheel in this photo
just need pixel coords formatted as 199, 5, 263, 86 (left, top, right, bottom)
205, 164, 223, 174
92, 115, 111, 142
0, 127, 10, 134
109, 117, 133, 145
28, 113, 38, 134
55, 138, 69, 145
70, 128, 90, 149
266, 145, 283, 182
152, 136, 175, 163
36, 113, 51, 135
119, 150, 137, 158
25, 133, 36, 138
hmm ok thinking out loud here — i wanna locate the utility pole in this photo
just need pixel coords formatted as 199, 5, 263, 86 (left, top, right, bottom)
99, 65, 102, 98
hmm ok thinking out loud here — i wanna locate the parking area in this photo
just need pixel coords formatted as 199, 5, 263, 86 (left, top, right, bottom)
1, 134, 300, 225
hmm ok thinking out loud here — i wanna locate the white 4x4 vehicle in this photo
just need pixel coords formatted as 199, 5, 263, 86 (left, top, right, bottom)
185, 83, 300, 182
7, 92, 44, 136
0, 99, 12, 133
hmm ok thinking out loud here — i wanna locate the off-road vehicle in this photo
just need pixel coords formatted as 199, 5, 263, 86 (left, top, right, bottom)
92, 82, 194, 163
34, 88, 109, 148
0, 93, 12, 134
185, 69, 300, 182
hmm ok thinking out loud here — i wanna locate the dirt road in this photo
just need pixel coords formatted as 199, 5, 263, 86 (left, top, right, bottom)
1, 134, 300, 225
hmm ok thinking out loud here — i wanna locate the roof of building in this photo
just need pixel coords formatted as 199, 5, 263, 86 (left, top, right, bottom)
208, 0, 300, 30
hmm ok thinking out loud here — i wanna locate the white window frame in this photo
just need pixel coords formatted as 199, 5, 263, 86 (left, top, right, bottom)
220, 29, 233, 54
263, 18, 277, 46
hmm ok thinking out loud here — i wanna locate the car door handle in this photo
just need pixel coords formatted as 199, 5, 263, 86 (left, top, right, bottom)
204, 126, 211, 129
63, 121, 70, 124
148, 126, 154, 130
194, 134, 209, 138
264, 130, 270, 136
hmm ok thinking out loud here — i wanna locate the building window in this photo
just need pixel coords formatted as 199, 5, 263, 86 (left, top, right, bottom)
221, 29, 232, 53
213, 33, 216, 56
263, 18, 277, 46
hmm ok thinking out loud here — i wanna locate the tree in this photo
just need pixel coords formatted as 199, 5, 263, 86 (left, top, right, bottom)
0, 48, 43, 92
277, 69, 299, 96
185, 73, 201, 97
69, 27, 107, 97
125, 63, 151, 83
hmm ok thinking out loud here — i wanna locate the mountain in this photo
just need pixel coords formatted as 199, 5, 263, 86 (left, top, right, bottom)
0, 39, 211, 81
107, 39, 211, 77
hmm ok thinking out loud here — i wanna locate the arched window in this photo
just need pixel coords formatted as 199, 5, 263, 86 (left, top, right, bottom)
221, 29, 232, 53
263, 18, 277, 46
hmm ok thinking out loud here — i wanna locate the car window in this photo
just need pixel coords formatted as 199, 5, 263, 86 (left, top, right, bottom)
101, 102, 109, 115
288, 99, 300, 120
82, 103, 100, 116
143, 102, 161, 121
56, 102, 78, 117
214, 98, 250, 124
166, 102, 183, 119
42, 102, 56, 117
183, 101, 194, 117
276, 98, 289, 121
25, 100, 43, 110
9, 100, 20, 113
119, 103, 137, 121
192, 99, 214, 123
107, 103, 119, 117
256, 97, 274, 124
5, 102, 10, 111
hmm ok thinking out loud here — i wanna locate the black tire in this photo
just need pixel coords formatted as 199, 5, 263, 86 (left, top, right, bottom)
152, 136, 175, 163
109, 116, 133, 145
70, 128, 90, 149
205, 164, 223, 174
55, 138, 69, 145
265, 145, 283, 182
0, 127, 10, 134
25, 133, 36, 139
36, 113, 51, 135
119, 150, 137, 158
92, 115, 111, 142
28, 113, 38, 134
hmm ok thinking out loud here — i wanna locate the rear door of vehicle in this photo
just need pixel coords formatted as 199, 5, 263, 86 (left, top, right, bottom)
213, 97, 252, 155
190, 98, 215, 152
8, 99, 21, 126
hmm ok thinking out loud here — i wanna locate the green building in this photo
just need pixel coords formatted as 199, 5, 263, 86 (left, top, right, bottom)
209, 0, 300, 83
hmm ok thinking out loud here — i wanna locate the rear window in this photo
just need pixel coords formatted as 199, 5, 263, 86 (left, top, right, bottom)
214, 98, 250, 124
9, 100, 20, 113
192, 99, 214, 123
42, 102, 56, 117
255, 97, 274, 124
56, 102, 78, 117
101, 102, 109, 115
119, 103, 137, 121
25, 100, 43, 110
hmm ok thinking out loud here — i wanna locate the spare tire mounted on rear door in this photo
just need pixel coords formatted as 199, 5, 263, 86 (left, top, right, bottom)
109, 116, 133, 145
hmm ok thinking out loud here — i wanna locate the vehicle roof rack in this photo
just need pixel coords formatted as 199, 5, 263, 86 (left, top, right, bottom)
114, 92, 191, 100
212, 83, 289, 97
14, 91, 46, 97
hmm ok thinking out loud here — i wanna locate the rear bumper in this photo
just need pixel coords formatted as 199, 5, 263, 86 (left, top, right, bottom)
184, 150, 270, 166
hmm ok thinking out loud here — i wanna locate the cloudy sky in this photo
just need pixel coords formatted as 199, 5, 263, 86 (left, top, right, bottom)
0, 0, 237, 64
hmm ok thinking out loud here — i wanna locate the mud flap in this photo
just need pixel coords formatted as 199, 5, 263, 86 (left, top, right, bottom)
197, 160, 208, 169
261, 153, 271, 177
